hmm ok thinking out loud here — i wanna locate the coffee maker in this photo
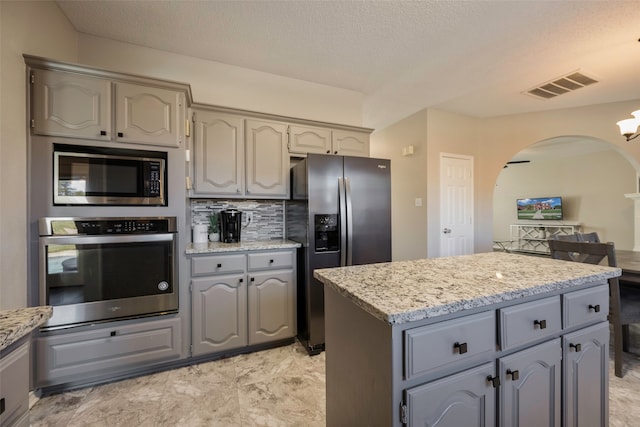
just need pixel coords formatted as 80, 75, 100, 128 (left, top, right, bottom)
220, 209, 242, 243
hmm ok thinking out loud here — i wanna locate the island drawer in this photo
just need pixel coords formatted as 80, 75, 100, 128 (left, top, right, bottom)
562, 284, 609, 329
499, 295, 561, 350
247, 251, 294, 271
404, 311, 496, 380
191, 254, 246, 276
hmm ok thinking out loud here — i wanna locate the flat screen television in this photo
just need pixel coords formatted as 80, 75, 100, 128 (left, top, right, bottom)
516, 197, 563, 220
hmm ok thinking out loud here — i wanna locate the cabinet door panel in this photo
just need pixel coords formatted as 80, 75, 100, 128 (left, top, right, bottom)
245, 119, 289, 198
191, 275, 247, 356
563, 322, 609, 427
331, 129, 370, 157
115, 82, 183, 147
405, 362, 495, 427
193, 111, 244, 195
288, 125, 332, 155
32, 69, 111, 140
499, 338, 561, 427
0, 341, 29, 427
248, 270, 295, 345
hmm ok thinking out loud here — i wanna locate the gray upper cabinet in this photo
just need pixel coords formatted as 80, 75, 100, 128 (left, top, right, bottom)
192, 110, 244, 196
32, 69, 111, 141
288, 124, 332, 155
331, 129, 370, 157
245, 119, 289, 198
289, 125, 370, 157
31, 68, 185, 148
114, 82, 184, 147
191, 112, 289, 199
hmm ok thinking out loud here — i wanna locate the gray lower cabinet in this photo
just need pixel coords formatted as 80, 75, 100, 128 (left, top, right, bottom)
34, 316, 181, 388
0, 341, 30, 427
499, 338, 562, 427
405, 362, 496, 426
563, 322, 609, 427
190, 249, 296, 358
324, 282, 610, 426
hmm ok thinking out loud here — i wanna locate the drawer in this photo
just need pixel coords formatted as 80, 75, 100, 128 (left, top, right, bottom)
35, 316, 181, 386
563, 284, 609, 329
404, 311, 495, 380
191, 254, 246, 276
247, 251, 294, 271
499, 296, 561, 350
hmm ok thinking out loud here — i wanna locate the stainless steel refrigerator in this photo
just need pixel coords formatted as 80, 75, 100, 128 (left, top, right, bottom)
286, 154, 391, 355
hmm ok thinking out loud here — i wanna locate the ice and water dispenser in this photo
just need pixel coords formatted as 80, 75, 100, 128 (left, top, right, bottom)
314, 214, 339, 252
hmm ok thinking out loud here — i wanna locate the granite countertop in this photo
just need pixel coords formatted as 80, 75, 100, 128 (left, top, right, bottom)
314, 251, 621, 325
0, 306, 53, 351
186, 239, 301, 254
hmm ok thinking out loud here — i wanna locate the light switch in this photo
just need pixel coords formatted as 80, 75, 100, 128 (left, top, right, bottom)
415, 198, 423, 207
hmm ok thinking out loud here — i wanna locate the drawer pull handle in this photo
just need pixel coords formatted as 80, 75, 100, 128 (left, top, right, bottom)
110, 331, 117, 337
453, 342, 468, 354
570, 343, 582, 352
534, 319, 547, 329
217, 263, 222, 268
486, 375, 500, 388
589, 304, 601, 313
250, 277, 255, 282
506, 369, 520, 381
269, 259, 274, 264
239, 278, 243, 283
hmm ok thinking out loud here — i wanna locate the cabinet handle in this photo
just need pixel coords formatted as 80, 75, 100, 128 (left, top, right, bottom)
326, 150, 330, 154
269, 259, 274, 264
117, 132, 124, 138
334, 150, 338, 154
110, 331, 117, 337
239, 278, 243, 283
453, 341, 468, 354
487, 375, 500, 388
217, 263, 222, 268
506, 369, 520, 381
589, 304, 601, 313
100, 130, 107, 136
250, 277, 255, 282
570, 343, 582, 352
534, 319, 547, 329
1, 397, 5, 415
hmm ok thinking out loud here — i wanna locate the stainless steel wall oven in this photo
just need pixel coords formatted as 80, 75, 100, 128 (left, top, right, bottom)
39, 216, 178, 330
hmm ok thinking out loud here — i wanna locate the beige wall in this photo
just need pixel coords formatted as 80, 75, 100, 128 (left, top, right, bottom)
0, 1, 78, 310
77, 35, 365, 127
493, 146, 636, 250
370, 111, 428, 261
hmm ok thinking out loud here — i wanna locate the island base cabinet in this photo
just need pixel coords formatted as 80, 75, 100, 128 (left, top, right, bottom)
563, 322, 609, 427
498, 338, 562, 427
0, 342, 29, 427
404, 362, 496, 427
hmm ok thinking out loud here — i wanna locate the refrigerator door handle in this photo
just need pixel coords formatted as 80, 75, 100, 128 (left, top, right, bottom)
338, 177, 347, 267
345, 177, 353, 266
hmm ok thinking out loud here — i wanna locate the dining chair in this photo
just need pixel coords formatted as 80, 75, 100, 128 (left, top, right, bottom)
548, 239, 639, 377
552, 232, 600, 242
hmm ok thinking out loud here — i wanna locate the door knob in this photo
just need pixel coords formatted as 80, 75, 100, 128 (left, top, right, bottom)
443, 228, 452, 234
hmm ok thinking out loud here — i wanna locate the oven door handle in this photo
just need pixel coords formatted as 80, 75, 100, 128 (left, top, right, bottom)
39, 233, 175, 245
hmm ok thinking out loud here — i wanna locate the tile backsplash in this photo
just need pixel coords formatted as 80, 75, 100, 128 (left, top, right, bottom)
190, 199, 284, 241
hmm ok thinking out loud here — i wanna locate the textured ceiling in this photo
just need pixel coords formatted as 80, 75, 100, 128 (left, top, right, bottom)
56, 0, 640, 130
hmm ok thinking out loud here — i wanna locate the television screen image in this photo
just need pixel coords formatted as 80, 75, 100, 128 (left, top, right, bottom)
517, 197, 563, 220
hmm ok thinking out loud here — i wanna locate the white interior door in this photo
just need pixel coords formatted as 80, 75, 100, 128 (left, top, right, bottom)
440, 153, 474, 256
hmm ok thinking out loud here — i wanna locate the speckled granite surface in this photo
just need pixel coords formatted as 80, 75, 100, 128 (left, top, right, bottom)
186, 240, 301, 254
0, 306, 52, 351
314, 252, 621, 325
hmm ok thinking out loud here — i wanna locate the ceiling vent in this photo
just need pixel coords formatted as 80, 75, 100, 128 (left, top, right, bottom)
524, 71, 598, 100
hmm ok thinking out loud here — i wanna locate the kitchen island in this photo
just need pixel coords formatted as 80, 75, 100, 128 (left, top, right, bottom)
314, 252, 620, 427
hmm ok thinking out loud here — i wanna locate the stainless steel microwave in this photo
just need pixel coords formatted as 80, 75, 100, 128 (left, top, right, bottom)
53, 144, 167, 206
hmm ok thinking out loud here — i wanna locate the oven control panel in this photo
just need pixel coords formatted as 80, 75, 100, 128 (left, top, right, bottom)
40, 217, 177, 236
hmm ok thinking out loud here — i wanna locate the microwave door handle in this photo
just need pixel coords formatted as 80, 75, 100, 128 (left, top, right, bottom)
345, 177, 353, 266
338, 177, 347, 267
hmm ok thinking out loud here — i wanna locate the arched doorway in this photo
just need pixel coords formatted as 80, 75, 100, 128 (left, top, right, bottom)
493, 135, 637, 252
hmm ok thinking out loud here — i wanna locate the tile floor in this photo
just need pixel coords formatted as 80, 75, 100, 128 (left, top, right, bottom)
30, 327, 640, 427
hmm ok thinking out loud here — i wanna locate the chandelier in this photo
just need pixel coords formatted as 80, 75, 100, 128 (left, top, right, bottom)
616, 110, 640, 141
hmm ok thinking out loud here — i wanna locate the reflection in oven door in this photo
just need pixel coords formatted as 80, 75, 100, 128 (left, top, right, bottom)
39, 221, 177, 330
